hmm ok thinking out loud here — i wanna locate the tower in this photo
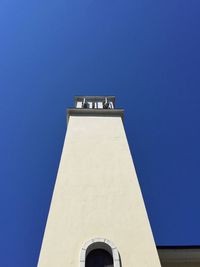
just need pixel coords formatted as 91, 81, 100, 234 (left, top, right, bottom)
37, 96, 161, 267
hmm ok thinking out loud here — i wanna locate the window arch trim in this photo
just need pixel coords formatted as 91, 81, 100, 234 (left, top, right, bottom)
80, 238, 120, 267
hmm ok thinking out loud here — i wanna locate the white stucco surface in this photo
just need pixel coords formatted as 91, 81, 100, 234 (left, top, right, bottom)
37, 115, 161, 267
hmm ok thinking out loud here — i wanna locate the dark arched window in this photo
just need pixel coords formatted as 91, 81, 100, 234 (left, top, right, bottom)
86, 249, 114, 267
80, 238, 120, 267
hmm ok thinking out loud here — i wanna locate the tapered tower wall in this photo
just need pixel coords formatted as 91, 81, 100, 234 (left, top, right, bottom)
37, 114, 161, 267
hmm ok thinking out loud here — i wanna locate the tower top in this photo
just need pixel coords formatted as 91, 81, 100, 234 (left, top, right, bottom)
67, 96, 124, 122
75, 96, 115, 109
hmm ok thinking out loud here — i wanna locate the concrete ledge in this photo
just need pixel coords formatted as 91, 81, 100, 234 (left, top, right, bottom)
157, 247, 200, 267
67, 108, 124, 123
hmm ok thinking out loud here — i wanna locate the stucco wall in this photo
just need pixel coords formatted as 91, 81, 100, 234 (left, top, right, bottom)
37, 115, 161, 267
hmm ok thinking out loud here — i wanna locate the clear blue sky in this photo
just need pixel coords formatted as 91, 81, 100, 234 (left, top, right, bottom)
0, 0, 200, 266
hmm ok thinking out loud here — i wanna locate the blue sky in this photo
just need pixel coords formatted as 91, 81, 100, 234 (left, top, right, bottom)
0, 0, 200, 266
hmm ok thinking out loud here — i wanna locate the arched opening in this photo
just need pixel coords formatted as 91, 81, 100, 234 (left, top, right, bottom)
86, 249, 114, 267
80, 238, 120, 267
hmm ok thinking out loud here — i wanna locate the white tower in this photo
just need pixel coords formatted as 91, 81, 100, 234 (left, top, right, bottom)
37, 96, 161, 267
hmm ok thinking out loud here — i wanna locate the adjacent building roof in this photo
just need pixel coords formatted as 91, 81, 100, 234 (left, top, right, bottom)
157, 246, 200, 267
